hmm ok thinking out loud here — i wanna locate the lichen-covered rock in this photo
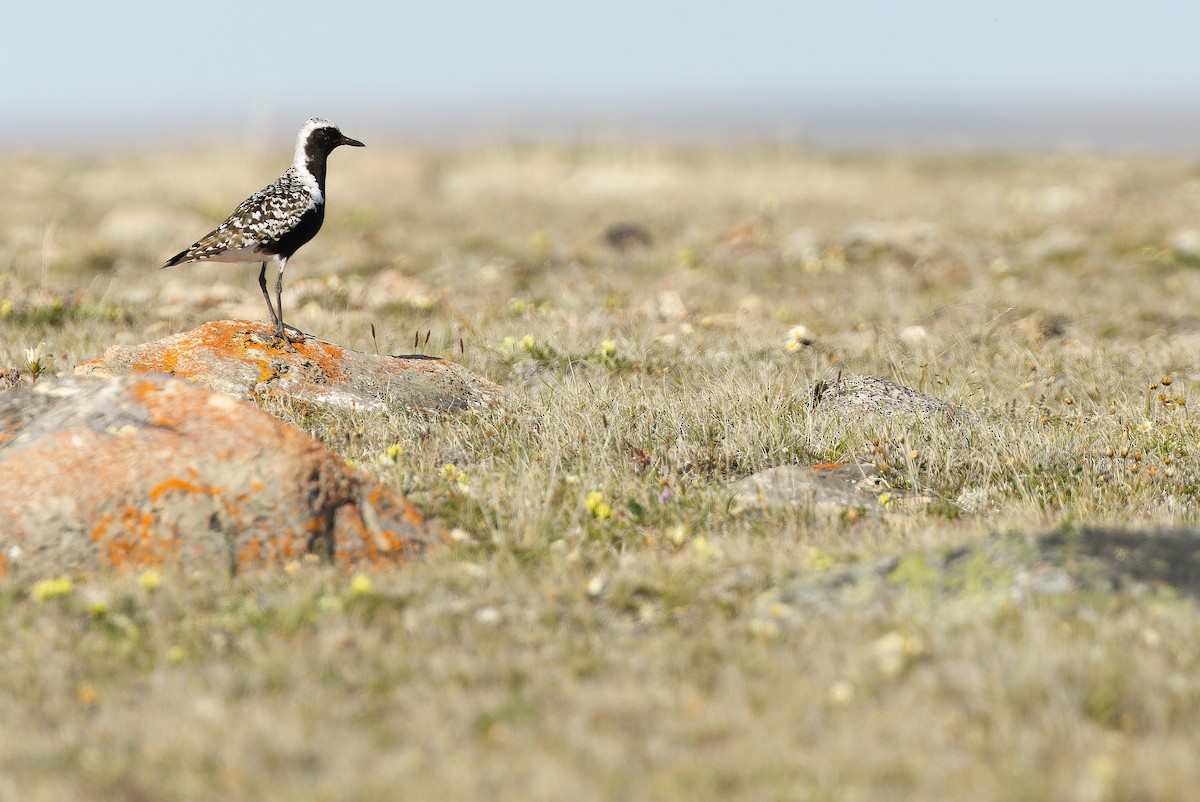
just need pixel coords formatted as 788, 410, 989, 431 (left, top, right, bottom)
0, 374, 446, 578
755, 528, 1200, 621
76, 319, 498, 414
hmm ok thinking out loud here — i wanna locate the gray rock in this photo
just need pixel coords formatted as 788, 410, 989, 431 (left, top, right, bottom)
730, 462, 889, 520
809, 372, 969, 427
755, 528, 1200, 620
839, 219, 943, 259
1022, 226, 1086, 262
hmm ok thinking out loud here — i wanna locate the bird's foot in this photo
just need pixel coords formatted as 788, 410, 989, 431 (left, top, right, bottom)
272, 325, 306, 352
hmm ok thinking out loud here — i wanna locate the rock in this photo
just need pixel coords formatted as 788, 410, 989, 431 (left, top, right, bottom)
781, 227, 821, 262
954, 486, 995, 515
898, 324, 929, 347
354, 269, 436, 312
1028, 185, 1086, 216
0, 374, 446, 578
1169, 228, 1200, 257
755, 528, 1200, 620
729, 462, 889, 520
76, 320, 498, 414
1010, 311, 1072, 342
839, 220, 943, 259
602, 221, 654, 252
714, 221, 759, 250
809, 372, 968, 427
1022, 226, 1086, 262
654, 289, 689, 322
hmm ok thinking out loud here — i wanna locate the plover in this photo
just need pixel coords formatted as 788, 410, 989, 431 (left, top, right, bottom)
162, 118, 365, 344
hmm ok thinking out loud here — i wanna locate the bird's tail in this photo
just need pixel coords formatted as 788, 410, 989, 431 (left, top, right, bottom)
160, 249, 190, 270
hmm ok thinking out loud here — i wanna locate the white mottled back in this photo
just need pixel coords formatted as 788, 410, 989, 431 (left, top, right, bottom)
163, 117, 359, 270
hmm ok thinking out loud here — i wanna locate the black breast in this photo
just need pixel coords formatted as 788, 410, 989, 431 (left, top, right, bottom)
262, 203, 326, 259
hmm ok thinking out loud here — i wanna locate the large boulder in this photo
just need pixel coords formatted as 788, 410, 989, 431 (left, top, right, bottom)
77, 319, 498, 414
0, 374, 445, 578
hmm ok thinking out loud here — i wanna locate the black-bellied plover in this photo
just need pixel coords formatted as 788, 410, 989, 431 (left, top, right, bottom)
162, 118, 364, 344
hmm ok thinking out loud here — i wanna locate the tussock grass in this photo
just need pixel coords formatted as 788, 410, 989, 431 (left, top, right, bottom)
4, 143, 1200, 799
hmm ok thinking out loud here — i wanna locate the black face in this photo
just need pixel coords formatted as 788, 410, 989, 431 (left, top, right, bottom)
310, 126, 365, 153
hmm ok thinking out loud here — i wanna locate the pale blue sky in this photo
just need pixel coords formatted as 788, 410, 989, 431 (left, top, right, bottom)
4, 1, 1200, 148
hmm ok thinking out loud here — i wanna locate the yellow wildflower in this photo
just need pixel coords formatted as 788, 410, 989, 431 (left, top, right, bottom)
379, 443, 404, 465
692, 536, 722, 561
138, 569, 162, 591
349, 573, 375, 598
439, 463, 470, 491
30, 576, 73, 601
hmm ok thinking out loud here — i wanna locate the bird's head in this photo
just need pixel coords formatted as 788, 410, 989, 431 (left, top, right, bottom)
295, 118, 364, 165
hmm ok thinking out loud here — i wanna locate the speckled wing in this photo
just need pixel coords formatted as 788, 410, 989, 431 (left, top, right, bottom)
162, 174, 317, 267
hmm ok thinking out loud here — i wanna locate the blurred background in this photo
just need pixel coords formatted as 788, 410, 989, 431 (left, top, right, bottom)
5, 0, 1200, 152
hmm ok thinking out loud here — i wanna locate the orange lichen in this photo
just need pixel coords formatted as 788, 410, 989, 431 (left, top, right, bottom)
91, 514, 113, 542
402, 502, 426, 526
125, 320, 356, 397
149, 476, 220, 503
237, 538, 264, 566
94, 505, 183, 569
0, 371, 440, 576
810, 462, 845, 471
233, 531, 310, 568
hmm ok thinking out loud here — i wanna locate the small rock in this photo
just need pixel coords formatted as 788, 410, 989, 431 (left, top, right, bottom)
729, 462, 889, 520
76, 320, 498, 414
1029, 186, 1085, 216
602, 221, 654, 252
1010, 311, 1071, 342
781, 228, 821, 262
955, 487, 995, 515
714, 221, 759, 250
1023, 227, 1086, 262
355, 269, 436, 312
809, 372, 968, 427
839, 220, 942, 259
0, 374, 446, 578
655, 290, 689, 322
1170, 228, 1200, 257
898, 325, 929, 347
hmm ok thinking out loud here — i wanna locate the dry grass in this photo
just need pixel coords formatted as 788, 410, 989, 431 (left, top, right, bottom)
4, 141, 1200, 799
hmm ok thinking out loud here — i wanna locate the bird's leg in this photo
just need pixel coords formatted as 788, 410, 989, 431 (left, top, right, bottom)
258, 261, 280, 327
274, 257, 300, 347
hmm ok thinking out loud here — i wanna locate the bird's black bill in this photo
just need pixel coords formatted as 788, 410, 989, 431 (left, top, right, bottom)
340, 135, 365, 147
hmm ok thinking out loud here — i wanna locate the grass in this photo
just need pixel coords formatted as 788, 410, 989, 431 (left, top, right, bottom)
3, 141, 1200, 799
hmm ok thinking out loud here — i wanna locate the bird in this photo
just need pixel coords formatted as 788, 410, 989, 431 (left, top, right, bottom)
162, 117, 365, 345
